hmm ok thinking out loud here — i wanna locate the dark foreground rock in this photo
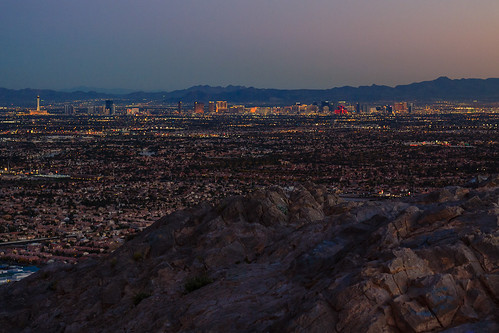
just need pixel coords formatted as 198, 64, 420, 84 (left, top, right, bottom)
0, 179, 498, 332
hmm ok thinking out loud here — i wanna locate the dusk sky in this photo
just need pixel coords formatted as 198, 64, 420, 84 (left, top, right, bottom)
1, 0, 499, 91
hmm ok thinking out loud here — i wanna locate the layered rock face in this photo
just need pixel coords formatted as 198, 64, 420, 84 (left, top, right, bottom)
0, 179, 498, 332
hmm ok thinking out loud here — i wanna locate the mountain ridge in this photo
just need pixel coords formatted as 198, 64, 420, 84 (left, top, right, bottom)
2, 77, 499, 106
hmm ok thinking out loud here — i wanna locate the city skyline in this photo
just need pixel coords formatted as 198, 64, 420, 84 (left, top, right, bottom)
1, 1, 499, 91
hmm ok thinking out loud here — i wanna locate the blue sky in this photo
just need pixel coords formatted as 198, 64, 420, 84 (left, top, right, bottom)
1, 0, 499, 91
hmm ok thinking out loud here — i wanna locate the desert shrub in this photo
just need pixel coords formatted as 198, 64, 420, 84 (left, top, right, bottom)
133, 292, 151, 306
126, 234, 136, 242
184, 274, 213, 293
48, 280, 58, 291
132, 251, 142, 261
110, 257, 117, 268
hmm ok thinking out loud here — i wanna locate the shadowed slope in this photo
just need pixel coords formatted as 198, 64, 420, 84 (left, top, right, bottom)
0, 180, 498, 332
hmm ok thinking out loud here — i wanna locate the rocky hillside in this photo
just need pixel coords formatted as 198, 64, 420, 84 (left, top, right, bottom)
0, 179, 498, 332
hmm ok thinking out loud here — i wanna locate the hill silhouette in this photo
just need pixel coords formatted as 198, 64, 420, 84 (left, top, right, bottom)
2, 77, 499, 106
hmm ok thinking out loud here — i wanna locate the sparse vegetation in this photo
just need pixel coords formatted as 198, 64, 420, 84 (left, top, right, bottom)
126, 234, 137, 242
278, 205, 288, 215
110, 257, 117, 268
184, 274, 213, 293
48, 281, 57, 291
132, 251, 143, 261
133, 292, 151, 306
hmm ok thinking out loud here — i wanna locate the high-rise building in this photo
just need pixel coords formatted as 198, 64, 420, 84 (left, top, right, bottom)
126, 107, 139, 115
229, 105, 245, 114
330, 102, 336, 112
64, 105, 74, 115
177, 101, 183, 114
393, 102, 408, 114
105, 100, 115, 115
194, 102, 204, 114
307, 104, 319, 113
354, 103, 369, 114
87, 106, 105, 115
208, 101, 215, 113
29, 95, 48, 115
320, 101, 331, 113
216, 101, 228, 113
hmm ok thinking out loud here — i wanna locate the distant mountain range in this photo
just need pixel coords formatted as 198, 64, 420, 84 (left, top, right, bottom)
2, 77, 499, 107
60, 86, 138, 95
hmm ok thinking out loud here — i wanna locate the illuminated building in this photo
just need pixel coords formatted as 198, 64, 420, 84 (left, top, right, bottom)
216, 101, 228, 113
408, 103, 414, 113
334, 105, 348, 114
320, 101, 331, 113
229, 105, 245, 114
29, 95, 48, 115
194, 102, 204, 114
208, 101, 215, 113
393, 102, 408, 114
126, 107, 139, 115
307, 104, 319, 114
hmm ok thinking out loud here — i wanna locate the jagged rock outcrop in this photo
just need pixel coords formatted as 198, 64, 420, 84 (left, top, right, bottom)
0, 178, 498, 332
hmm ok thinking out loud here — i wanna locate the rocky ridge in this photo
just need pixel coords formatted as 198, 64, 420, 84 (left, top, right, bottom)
0, 178, 498, 332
